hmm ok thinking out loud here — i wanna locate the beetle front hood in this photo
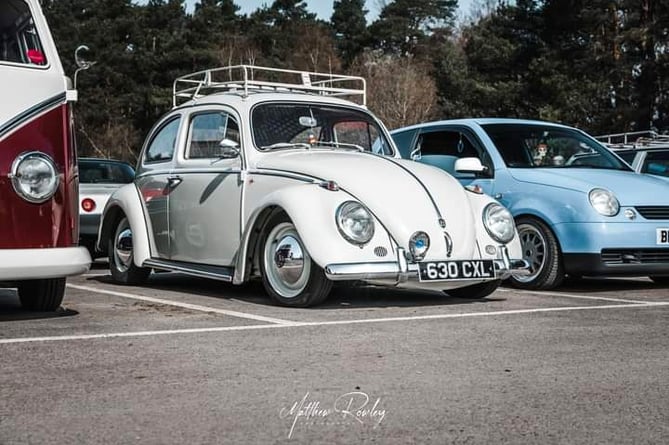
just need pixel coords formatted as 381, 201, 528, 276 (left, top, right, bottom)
256, 150, 479, 260
509, 168, 669, 206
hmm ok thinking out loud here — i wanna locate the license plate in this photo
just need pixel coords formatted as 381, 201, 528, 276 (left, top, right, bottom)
658, 228, 669, 245
418, 260, 496, 282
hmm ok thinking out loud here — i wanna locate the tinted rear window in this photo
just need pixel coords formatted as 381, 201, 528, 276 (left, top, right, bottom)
79, 160, 134, 184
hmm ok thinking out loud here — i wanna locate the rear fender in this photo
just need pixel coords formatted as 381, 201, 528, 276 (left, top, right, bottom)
97, 184, 152, 267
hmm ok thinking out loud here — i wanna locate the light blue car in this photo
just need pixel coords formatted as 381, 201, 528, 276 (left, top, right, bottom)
391, 118, 669, 289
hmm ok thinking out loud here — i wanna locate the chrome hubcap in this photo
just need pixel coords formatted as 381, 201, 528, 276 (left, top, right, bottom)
516, 224, 546, 283
264, 223, 310, 298
114, 223, 133, 272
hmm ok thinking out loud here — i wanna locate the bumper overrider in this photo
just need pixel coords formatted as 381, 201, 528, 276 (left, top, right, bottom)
324, 246, 529, 283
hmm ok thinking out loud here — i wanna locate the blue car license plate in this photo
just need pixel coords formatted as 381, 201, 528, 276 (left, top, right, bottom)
418, 260, 495, 282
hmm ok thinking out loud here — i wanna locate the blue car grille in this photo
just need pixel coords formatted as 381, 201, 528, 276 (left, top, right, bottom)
602, 249, 669, 264
634, 206, 669, 220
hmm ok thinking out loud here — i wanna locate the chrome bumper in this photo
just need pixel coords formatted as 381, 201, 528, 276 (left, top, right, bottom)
324, 247, 529, 282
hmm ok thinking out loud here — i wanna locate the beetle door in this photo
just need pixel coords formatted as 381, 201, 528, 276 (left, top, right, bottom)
168, 109, 242, 266
412, 127, 496, 195
136, 116, 182, 259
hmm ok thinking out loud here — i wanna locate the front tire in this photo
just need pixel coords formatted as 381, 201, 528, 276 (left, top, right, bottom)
445, 280, 501, 299
508, 217, 564, 290
109, 217, 151, 285
17, 278, 66, 311
260, 214, 332, 307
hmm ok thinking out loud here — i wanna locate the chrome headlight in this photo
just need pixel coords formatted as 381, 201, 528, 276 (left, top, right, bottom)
409, 231, 430, 261
483, 203, 515, 243
10, 152, 59, 203
589, 188, 619, 216
336, 201, 375, 245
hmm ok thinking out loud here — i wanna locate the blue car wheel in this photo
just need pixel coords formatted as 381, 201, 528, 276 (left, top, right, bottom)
509, 217, 564, 290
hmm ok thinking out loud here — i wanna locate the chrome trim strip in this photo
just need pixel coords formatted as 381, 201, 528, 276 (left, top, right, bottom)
0, 92, 67, 141
143, 259, 234, 282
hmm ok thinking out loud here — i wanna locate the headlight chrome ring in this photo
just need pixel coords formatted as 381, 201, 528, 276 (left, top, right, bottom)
10, 151, 60, 204
483, 203, 515, 244
336, 201, 375, 245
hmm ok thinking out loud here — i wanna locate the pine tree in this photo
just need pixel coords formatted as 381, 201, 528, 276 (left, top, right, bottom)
331, 0, 368, 67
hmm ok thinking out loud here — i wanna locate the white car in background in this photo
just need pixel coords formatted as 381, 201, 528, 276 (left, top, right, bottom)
96, 65, 527, 307
78, 158, 135, 257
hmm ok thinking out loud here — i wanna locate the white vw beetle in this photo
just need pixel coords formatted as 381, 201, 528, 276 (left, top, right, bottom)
97, 66, 527, 307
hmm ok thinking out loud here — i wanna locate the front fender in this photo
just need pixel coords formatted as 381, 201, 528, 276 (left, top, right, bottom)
234, 183, 395, 284
466, 191, 523, 261
97, 184, 152, 268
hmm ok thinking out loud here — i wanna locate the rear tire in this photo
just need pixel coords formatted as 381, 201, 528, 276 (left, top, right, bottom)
508, 217, 564, 290
445, 280, 501, 299
260, 214, 332, 307
17, 278, 66, 311
649, 276, 669, 285
109, 217, 151, 285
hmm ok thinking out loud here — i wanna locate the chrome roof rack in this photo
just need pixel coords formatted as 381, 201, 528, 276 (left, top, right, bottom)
596, 130, 669, 149
173, 65, 366, 108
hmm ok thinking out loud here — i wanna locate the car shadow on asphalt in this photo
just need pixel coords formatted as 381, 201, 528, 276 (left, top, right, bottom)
0, 289, 78, 322
542, 276, 666, 294
87, 272, 492, 310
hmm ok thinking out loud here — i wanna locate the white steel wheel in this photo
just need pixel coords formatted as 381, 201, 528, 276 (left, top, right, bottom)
509, 217, 564, 290
260, 215, 332, 307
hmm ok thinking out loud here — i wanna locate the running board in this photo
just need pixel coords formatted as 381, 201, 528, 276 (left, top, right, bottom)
143, 259, 234, 282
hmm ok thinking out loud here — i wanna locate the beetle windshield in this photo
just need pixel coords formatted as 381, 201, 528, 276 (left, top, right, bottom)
482, 124, 630, 170
252, 102, 394, 155
79, 160, 135, 184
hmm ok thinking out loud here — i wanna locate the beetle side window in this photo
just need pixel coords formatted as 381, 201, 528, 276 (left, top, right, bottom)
414, 130, 493, 177
186, 111, 240, 159
0, 1, 48, 66
144, 118, 180, 163
641, 151, 669, 177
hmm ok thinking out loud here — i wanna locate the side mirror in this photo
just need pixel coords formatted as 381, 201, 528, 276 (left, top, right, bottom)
455, 157, 486, 174
410, 147, 421, 161
218, 139, 240, 158
73, 45, 97, 89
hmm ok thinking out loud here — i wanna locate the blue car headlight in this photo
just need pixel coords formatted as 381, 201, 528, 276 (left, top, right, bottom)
589, 188, 619, 216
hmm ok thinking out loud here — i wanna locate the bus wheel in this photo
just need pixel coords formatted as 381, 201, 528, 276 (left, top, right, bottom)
17, 278, 66, 311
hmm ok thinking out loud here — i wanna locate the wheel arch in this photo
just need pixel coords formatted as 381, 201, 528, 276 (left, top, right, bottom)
97, 184, 152, 268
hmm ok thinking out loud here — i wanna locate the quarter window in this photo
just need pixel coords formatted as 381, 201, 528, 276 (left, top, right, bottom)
0, 1, 48, 66
145, 118, 180, 163
186, 111, 240, 159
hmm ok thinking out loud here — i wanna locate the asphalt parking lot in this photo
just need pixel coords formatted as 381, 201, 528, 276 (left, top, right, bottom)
1, 264, 668, 444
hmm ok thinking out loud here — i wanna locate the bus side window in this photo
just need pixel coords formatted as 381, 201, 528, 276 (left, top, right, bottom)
0, 1, 47, 66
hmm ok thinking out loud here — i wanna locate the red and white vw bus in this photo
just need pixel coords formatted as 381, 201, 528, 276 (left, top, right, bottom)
1, 0, 90, 311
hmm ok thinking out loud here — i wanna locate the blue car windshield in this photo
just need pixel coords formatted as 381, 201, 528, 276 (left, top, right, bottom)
482, 124, 630, 170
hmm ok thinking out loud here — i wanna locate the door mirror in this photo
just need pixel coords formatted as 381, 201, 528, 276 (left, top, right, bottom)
455, 157, 486, 174
218, 139, 240, 158
73, 45, 96, 89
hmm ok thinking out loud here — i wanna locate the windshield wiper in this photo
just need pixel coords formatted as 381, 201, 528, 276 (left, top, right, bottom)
314, 141, 365, 152
260, 142, 311, 151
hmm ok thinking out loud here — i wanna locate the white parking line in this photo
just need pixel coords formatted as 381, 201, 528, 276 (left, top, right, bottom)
496, 288, 656, 305
2, 301, 668, 345
66, 284, 296, 325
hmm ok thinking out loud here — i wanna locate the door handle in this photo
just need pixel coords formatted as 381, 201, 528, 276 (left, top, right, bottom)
167, 175, 182, 187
